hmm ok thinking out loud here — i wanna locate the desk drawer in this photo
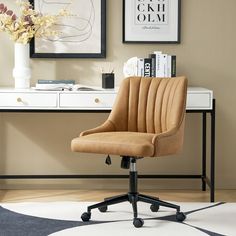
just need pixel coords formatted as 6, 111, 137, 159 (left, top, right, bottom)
60, 93, 116, 109
0, 92, 57, 108
186, 93, 212, 110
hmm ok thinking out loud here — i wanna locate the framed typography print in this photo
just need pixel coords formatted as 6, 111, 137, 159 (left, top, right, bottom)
123, 0, 181, 43
30, 0, 106, 58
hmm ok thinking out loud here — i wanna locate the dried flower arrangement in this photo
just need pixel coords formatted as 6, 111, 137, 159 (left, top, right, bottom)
0, 0, 68, 44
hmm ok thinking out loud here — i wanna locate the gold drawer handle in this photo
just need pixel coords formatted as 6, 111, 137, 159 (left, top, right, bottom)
17, 97, 22, 103
94, 98, 100, 103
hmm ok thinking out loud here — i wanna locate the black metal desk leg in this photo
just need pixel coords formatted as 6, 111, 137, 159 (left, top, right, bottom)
210, 99, 216, 202
202, 112, 207, 191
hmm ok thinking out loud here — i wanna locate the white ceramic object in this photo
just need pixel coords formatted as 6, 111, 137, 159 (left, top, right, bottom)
13, 43, 31, 89
123, 57, 138, 77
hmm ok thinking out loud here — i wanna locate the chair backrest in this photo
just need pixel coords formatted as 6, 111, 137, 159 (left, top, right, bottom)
108, 76, 187, 134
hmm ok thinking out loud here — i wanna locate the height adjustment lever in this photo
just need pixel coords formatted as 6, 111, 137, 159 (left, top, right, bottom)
105, 155, 112, 165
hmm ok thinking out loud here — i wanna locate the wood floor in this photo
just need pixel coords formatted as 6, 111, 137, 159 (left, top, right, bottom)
0, 189, 236, 203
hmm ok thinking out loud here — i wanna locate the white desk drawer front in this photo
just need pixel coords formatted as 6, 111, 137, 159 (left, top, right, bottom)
60, 93, 116, 108
186, 93, 212, 110
0, 92, 57, 107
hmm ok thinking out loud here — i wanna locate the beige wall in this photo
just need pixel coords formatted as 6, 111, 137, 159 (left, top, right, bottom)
0, 0, 236, 189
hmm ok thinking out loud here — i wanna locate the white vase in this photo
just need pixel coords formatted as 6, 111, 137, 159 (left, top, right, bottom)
13, 43, 31, 89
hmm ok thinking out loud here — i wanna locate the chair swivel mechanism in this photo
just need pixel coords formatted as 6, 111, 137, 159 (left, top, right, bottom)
71, 76, 188, 228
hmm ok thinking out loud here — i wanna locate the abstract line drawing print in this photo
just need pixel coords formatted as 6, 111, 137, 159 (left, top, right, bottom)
34, 0, 101, 54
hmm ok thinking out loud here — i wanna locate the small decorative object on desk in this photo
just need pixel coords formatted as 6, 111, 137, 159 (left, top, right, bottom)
13, 42, 31, 89
0, 0, 69, 89
123, 57, 138, 77
102, 72, 114, 89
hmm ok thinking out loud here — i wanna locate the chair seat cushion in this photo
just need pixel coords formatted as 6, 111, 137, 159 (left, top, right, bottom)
71, 132, 155, 157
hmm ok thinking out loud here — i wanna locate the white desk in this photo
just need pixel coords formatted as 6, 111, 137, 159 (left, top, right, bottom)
0, 87, 215, 202
0, 87, 212, 110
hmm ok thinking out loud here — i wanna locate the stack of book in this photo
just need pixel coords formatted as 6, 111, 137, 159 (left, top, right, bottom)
137, 51, 176, 78
34, 80, 75, 90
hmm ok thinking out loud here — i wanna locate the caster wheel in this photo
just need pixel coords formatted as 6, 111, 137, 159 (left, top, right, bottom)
98, 206, 108, 212
133, 218, 144, 228
176, 212, 186, 222
81, 212, 91, 222
150, 204, 160, 212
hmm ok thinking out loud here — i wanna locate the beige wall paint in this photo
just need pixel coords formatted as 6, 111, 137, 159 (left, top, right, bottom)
0, 0, 236, 189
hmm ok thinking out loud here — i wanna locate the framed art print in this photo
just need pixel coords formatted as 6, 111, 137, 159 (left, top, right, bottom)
30, 0, 106, 58
123, 0, 181, 43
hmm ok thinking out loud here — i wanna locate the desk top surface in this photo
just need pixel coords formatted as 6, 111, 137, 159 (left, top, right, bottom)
0, 86, 212, 93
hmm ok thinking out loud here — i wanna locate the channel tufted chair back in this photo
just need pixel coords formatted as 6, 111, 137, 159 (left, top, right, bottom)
109, 76, 187, 134
72, 76, 187, 158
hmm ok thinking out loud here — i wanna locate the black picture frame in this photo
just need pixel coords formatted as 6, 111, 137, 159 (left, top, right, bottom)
30, 0, 106, 58
123, 0, 181, 44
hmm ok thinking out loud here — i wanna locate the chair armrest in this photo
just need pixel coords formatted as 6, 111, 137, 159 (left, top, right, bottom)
151, 121, 185, 157
152, 128, 177, 142
80, 120, 116, 137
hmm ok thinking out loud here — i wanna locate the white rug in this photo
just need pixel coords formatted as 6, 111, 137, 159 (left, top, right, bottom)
0, 201, 235, 236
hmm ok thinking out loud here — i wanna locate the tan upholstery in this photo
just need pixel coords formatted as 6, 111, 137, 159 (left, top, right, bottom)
71, 76, 188, 157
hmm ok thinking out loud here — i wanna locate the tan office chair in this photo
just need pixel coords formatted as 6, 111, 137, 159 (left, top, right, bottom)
71, 76, 188, 228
